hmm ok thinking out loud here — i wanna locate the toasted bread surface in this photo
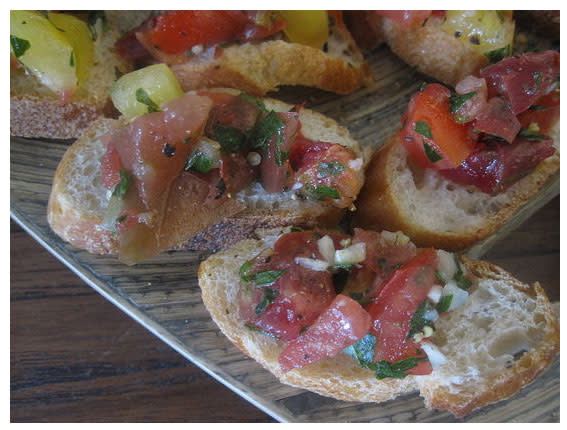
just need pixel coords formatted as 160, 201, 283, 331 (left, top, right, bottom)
10, 24, 131, 139
47, 90, 364, 256
353, 129, 560, 251
197, 231, 559, 415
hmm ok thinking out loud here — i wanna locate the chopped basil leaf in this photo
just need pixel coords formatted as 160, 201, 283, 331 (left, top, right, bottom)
290, 226, 304, 232
423, 141, 443, 163
247, 110, 285, 153
10, 35, 30, 58
275, 149, 289, 167
435, 270, 447, 284
414, 121, 433, 139
112, 170, 131, 199
408, 300, 435, 338
244, 322, 262, 332
528, 105, 549, 111
450, 91, 477, 114
238, 93, 268, 113
333, 263, 355, 270
254, 270, 285, 287
185, 151, 213, 173
375, 357, 426, 379
453, 255, 472, 290
135, 88, 160, 113
214, 124, 245, 152
518, 128, 547, 141
484, 44, 511, 64
254, 288, 279, 315
314, 185, 340, 200
318, 161, 345, 178
344, 333, 376, 367
215, 178, 226, 199
239, 261, 254, 282
69, 51, 75, 67
116, 214, 127, 224
436, 295, 453, 313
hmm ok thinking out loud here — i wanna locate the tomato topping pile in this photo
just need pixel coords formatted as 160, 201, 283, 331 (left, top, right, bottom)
399, 51, 560, 194
237, 229, 471, 378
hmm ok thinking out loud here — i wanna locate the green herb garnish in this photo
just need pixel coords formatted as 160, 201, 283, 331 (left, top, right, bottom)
450, 91, 477, 114
185, 151, 213, 173
135, 88, 160, 113
415, 121, 433, 139
436, 295, 453, 314
423, 142, 443, 163
10, 35, 30, 58
248, 110, 285, 153
254, 288, 279, 315
318, 161, 345, 178
375, 357, 427, 379
254, 270, 285, 287
435, 270, 447, 284
528, 105, 549, 111
517, 128, 547, 141
69, 51, 75, 67
453, 255, 472, 290
239, 261, 254, 282
112, 170, 131, 199
484, 44, 511, 64
116, 214, 127, 224
214, 124, 246, 152
333, 263, 355, 270
238, 93, 268, 113
408, 300, 435, 338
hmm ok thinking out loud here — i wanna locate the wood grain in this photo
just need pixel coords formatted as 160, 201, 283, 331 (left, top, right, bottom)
10, 40, 559, 422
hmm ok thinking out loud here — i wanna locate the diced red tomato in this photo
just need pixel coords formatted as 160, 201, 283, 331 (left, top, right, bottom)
473, 97, 521, 143
101, 143, 123, 189
103, 94, 213, 209
401, 84, 477, 169
239, 11, 287, 41
148, 11, 249, 54
517, 90, 560, 135
260, 112, 299, 193
289, 135, 333, 171
480, 50, 560, 115
365, 249, 438, 370
375, 10, 433, 28
243, 264, 336, 341
439, 136, 556, 194
279, 294, 372, 372
220, 153, 256, 195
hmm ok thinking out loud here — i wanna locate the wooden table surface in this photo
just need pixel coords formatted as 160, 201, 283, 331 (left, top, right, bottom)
10, 197, 559, 422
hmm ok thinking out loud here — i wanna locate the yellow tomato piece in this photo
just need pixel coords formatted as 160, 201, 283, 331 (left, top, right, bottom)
277, 10, 329, 49
109, 64, 184, 119
441, 10, 515, 56
47, 12, 94, 85
10, 10, 77, 97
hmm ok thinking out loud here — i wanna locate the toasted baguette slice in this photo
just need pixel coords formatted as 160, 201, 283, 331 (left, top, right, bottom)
353, 124, 560, 252
170, 17, 373, 96
47, 90, 363, 257
10, 22, 131, 139
197, 229, 559, 417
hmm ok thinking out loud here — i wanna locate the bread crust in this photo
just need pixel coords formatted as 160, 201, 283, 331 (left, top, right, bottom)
353, 133, 560, 252
47, 90, 364, 258
418, 258, 560, 417
172, 40, 373, 96
197, 233, 560, 416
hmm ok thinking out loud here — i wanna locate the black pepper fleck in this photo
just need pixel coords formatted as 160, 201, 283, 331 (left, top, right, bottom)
469, 35, 480, 45
454, 31, 462, 38
163, 143, 176, 157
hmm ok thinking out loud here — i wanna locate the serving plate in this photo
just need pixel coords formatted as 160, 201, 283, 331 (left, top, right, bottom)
10, 43, 559, 422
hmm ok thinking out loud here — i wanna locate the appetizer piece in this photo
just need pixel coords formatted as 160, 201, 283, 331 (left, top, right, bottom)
199, 228, 559, 417
10, 10, 131, 139
47, 66, 365, 264
354, 51, 560, 251
347, 10, 515, 86
115, 10, 372, 95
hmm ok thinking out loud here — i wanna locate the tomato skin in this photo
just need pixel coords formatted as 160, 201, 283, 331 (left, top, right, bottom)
149, 11, 249, 54
365, 249, 438, 366
101, 143, 123, 189
517, 90, 560, 135
401, 84, 477, 169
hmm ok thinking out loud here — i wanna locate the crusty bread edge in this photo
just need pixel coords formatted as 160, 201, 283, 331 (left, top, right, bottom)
353, 133, 560, 252
197, 235, 559, 414
418, 257, 560, 417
